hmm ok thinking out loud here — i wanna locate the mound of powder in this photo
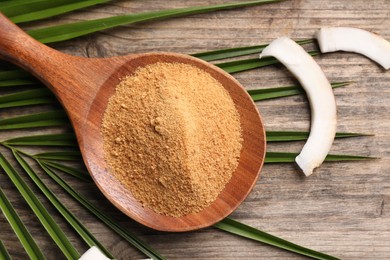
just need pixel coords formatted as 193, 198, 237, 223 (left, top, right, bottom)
102, 62, 242, 217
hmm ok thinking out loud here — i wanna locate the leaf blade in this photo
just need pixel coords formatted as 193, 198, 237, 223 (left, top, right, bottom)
0, 239, 11, 260
248, 81, 351, 101
27, 0, 285, 44
0, 153, 80, 259
37, 161, 165, 260
0, 186, 45, 260
215, 218, 340, 260
5, 0, 112, 24
4, 133, 77, 147
0, 111, 68, 130
216, 51, 320, 73
13, 151, 113, 259
193, 39, 313, 61
42, 160, 91, 182
34, 151, 82, 161
266, 130, 369, 142
265, 152, 374, 163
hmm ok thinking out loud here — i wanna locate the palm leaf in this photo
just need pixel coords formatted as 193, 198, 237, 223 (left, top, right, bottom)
0, 111, 68, 130
0, 88, 54, 108
0, 239, 11, 260
265, 152, 373, 163
215, 218, 340, 260
13, 151, 113, 258
266, 130, 369, 142
193, 39, 313, 61
0, 185, 45, 259
216, 51, 320, 73
0, 153, 80, 260
42, 160, 91, 182
27, 0, 285, 44
249, 81, 351, 101
1, 0, 112, 24
3, 133, 77, 147
0, 79, 36, 87
0, 70, 33, 81
37, 161, 165, 260
34, 151, 82, 161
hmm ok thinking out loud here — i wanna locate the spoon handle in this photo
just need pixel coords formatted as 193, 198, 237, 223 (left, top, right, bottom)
0, 13, 103, 130
0, 13, 71, 84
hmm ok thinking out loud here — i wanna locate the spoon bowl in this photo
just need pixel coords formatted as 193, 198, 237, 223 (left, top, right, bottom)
0, 13, 266, 231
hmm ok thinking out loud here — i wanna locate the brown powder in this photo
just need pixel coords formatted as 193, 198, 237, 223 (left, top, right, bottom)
102, 62, 242, 217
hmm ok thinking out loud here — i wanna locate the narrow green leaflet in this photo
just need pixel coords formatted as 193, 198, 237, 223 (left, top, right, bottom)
0, 111, 68, 130
2, 0, 111, 24
0, 186, 45, 260
193, 39, 313, 61
0, 69, 36, 87
34, 151, 82, 161
0, 153, 80, 260
265, 152, 373, 163
38, 162, 165, 260
216, 51, 319, 74
27, 0, 284, 44
0, 97, 53, 108
215, 218, 340, 260
0, 239, 11, 260
248, 82, 351, 101
0, 79, 36, 87
3, 133, 77, 147
0, 70, 33, 81
42, 160, 91, 182
266, 130, 368, 142
13, 151, 113, 258
216, 56, 280, 73
0, 89, 54, 108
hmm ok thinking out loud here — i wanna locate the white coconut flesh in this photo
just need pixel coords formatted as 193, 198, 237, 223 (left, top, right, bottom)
260, 37, 337, 176
79, 246, 110, 260
316, 27, 390, 70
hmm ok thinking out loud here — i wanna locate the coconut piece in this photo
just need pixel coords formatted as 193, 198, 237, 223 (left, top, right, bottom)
79, 246, 110, 260
260, 37, 337, 176
315, 27, 390, 70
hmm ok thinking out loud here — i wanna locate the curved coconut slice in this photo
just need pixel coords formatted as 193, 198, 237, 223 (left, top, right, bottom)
260, 37, 337, 176
316, 27, 390, 69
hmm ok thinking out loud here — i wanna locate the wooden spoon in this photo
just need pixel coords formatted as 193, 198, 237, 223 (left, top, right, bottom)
0, 13, 266, 232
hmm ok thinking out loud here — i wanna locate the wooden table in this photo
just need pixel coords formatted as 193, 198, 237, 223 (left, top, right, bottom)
1, 0, 389, 259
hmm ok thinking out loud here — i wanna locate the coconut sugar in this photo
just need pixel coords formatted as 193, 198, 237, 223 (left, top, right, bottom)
102, 62, 242, 217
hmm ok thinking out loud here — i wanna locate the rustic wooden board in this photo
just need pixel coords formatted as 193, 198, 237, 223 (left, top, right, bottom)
0, 0, 389, 259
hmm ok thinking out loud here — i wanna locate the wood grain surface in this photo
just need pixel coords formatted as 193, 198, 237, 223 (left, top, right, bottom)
0, 0, 389, 259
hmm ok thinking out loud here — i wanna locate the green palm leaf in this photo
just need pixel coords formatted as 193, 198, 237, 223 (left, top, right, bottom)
0, 186, 45, 260
266, 130, 369, 142
42, 160, 91, 182
37, 161, 165, 260
13, 151, 113, 258
3, 133, 77, 147
265, 152, 373, 163
0, 239, 11, 260
0, 88, 54, 108
0, 79, 36, 87
216, 51, 320, 73
0, 70, 33, 81
0, 111, 68, 130
34, 151, 82, 161
215, 218, 340, 260
193, 39, 313, 61
249, 82, 351, 101
26, 0, 284, 44
1, 0, 112, 24
0, 153, 80, 260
